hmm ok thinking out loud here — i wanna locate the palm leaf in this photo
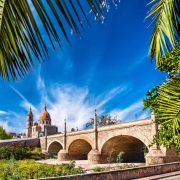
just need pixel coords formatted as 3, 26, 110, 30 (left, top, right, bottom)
157, 76, 180, 134
0, 0, 119, 80
146, 0, 180, 65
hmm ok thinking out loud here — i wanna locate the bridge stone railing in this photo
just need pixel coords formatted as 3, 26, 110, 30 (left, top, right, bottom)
0, 138, 40, 148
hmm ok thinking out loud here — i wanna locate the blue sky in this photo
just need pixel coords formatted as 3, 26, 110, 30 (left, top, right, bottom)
0, 0, 166, 133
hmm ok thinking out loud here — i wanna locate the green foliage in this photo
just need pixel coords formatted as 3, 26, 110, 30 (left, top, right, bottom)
157, 76, 180, 134
153, 122, 180, 151
116, 151, 124, 163
0, 0, 120, 80
143, 86, 160, 113
0, 126, 12, 140
94, 164, 137, 172
107, 149, 116, 163
0, 146, 44, 160
94, 166, 105, 172
0, 159, 84, 179
143, 76, 180, 150
121, 164, 137, 169
158, 45, 180, 74
146, 0, 180, 63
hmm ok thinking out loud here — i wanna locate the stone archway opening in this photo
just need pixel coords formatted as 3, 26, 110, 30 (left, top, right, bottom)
101, 135, 148, 163
68, 139, 92, 160
48, 141, 63, 156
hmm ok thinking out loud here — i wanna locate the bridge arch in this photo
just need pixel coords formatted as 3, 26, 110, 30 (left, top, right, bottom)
47, 141, 63, 156
67, 136, 93, 160
100, 134, 149, 163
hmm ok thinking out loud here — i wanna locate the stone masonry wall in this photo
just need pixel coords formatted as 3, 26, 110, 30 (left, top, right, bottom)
35, 162, 180, 180
0, 138, 40, 148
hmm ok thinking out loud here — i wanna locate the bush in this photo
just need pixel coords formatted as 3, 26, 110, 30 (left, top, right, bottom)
121, 163, 137, 169
0, 146, 44, 160
0, 159, 85, 179
94, 166, 105, 172
0, 126, 12, 140
0, 146, 29, 160
116, 151, 124, 163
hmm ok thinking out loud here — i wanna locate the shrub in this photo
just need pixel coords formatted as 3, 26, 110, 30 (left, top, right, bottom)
94, 166, 105, 172
121, 164, 137, 169
0, 146, 44, 160
107, 149, 115, 163
0, 126, 12, 140
0, 159, 85, 179
116, 151, 124, 163
0, 146, 29, 160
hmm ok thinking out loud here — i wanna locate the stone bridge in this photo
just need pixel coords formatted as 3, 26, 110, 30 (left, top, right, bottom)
40, 113, 180, 165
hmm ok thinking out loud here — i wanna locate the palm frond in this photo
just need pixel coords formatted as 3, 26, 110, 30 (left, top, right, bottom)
0, 0, 119, 80
157, 76, 180, 134
146, 0, 180, 65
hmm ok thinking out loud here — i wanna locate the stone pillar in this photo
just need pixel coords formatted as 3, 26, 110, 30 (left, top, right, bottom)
58, 119, 69, 161
94, 109, 98, 150
44, 127, 48, 151
146, 112, 165, 165
88, 109, 101, 164
64, 119, 67, 150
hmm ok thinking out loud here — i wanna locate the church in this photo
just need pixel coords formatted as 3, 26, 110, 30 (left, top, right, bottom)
26, 106, 58, 138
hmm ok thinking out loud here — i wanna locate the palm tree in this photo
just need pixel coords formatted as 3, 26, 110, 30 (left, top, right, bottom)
0, 0, 120, 80
157, 76, 180, 134
146, 0, 180, 134
1, 0, 179, 80
146, 0, 180, 65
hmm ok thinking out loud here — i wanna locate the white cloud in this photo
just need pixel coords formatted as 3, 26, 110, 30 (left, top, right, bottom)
96, 86, 126, 109
110, 100, 150, 121
7, 73, 131, 133
0, 110, 9, 116
41, 84, 125, 132
33, 73, 127, 131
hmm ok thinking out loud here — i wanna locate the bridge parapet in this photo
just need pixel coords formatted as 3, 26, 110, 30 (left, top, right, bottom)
0, 138, 40, 148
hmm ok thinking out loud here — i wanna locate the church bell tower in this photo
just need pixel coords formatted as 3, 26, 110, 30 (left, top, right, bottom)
26, 107, 33, 137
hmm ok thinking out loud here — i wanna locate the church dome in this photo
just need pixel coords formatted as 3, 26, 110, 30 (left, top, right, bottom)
38, 105, 51, 125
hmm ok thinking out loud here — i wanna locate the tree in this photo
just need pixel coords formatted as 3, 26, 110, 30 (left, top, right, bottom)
71, 128, 75, 132
144, 0, 180, 149
143, 76, 180, 150
157, 76, 180, 134
153, 122, 180, 151
1, 0, 178, 80
143, 85, 160, 113
99, 115, 118, 126
0, 126, 12, 140
146, 0, 180, 64
0, 0, 120, 80
86, 114, 119, 128
157, 45, 180, 75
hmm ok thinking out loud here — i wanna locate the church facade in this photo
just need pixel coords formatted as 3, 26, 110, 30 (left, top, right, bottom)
26, 106, 58, 138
